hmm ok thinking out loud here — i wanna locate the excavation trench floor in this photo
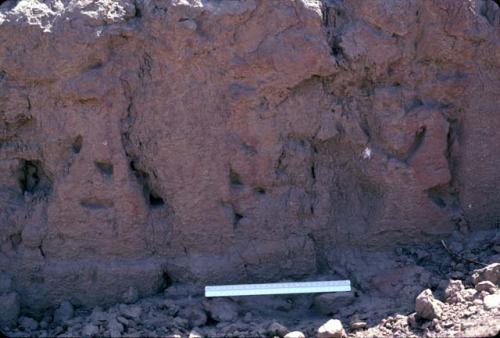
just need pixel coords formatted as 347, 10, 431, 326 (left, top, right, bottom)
3, 229, 500, 337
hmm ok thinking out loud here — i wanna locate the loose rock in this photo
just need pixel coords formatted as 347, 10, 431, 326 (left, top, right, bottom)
82, 323, 99, 337
317, 319, 346, 338
475, 281, 496, 293
445, 280, 465, 303
108, 317, 124, 338
415, 289, 443, 320
284, 331, 306, 338
120, 304, 142, 320
483, 294, 500, 310
90, 307, 108, 324
472, 263, 500, 285
268, 321, 289, 337
349, 320, 367, 331
161, 299, 180, 316
203, 299, 238, 322
18, 316, 38, 331
178, 307, 207, 327
53, 301, 74, 323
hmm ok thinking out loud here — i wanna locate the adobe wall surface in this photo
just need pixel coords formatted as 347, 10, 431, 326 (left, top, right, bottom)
0, 0, 498, 311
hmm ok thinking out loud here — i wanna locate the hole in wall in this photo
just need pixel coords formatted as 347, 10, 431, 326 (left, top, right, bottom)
254, 187, 266, 195
18, 160, 51, 195
331, 38, 344, 58
134, 0, 142, 18
95, 161, 114, 176
10, 233, 21, 250
229, 168, 243, 188
162, 271, 173, 288
426, 188, 447, 208
72, 135, 83, 154
149, 191, 165, 207
405, 97, 424, 113
233, 212, 243, 228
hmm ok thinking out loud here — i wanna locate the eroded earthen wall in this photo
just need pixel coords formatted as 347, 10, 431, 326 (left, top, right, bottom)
0, 0, 499, 310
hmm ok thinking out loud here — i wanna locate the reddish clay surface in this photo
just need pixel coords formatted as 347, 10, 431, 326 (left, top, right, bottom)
0, 0, 499, 318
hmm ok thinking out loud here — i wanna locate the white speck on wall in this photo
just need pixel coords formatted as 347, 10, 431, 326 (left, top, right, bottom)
362, 147, 372, 160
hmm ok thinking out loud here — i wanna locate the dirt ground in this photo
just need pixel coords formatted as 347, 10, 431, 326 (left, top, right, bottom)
2, 229, 499, 337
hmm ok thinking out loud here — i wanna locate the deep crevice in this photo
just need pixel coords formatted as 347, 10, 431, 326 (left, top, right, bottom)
426, 186, 448, 208
321, 1, 346, 60
129, 160, 166, 209
134, 0, 142, 19
404, 126, 426, 163
38, 245, 46, 258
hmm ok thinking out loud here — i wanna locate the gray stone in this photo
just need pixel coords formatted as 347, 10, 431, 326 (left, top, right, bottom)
317, 319, 345, 338
267, 321, 289, 337
445, 280, 465, 303
161, 299, 180, 316
108, 318, 124, 336
415, 289, 443, 320
18, 316, 39, 331
349, 320, 367, 330
472, 263, 500, 286
53, 301, 74, 323
178, 307, 207, 327
475, 281, 496, 293
203, 299, 238, 322
119, 304, 142, 320
82, 323, 99, 337
0, 292, 20, 327
116, 316, 129, 326
90, 307, 108, 324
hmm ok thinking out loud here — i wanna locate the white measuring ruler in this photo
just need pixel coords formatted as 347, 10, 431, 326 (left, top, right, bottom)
205, 280, 351, 297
